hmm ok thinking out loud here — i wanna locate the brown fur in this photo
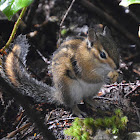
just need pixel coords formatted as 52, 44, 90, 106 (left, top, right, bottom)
51, 29, 119, 113
2, 28, 119, 117
5, 45, 20, 86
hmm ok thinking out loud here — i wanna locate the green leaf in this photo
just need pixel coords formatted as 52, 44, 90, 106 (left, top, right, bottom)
0, 0, 34, 20
119, 0, 140, 7
61, 29, 68, 36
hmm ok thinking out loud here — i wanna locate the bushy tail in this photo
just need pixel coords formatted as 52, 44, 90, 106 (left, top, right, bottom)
1, 35, 55, 103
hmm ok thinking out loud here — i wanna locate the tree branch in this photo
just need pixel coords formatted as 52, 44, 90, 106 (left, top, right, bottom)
79, 0, 140, 47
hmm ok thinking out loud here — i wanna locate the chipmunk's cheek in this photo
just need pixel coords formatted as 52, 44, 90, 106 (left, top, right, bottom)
107, 57, 117, 70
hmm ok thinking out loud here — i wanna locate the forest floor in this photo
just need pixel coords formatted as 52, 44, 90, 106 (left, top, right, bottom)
0, 0, 140, 139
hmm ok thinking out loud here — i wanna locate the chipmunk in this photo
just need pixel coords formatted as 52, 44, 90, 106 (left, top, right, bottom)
0, 26, 120, 117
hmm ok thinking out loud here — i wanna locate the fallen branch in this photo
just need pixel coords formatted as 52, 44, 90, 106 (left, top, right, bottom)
7, 123, 31, 138
79, 0, 140, 47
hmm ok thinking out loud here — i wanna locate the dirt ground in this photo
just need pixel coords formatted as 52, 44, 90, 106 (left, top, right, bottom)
0, 0, 140, 139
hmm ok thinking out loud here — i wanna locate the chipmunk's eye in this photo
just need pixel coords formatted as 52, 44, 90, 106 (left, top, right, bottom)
100, 51, 107, 59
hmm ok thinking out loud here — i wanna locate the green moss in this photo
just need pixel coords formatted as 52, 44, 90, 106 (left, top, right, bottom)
64, 109, 128, 139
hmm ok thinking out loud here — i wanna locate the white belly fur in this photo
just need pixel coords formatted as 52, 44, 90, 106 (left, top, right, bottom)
70, 79, 103, 104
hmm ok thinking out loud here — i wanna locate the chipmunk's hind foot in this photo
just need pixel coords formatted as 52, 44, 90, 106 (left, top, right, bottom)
72, 104, 87, 118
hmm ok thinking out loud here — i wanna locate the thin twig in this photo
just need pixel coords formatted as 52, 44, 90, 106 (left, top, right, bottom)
0, 7, 27, 53
7, 123, 31, 138
47, 117, 76, 125
93, 96, 115, 101
125, 84, 140, 97
60, 0, 76, 27
46, 110, 55, 122
104, 82, 136, 88
58, 0, 76, 47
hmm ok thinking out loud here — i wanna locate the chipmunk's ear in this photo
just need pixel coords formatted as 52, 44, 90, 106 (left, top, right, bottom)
103, 26, 111, 37
87, 28, 97, 48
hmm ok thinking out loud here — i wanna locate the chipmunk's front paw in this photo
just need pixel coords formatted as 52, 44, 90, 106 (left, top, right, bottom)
106, 71, 119, 84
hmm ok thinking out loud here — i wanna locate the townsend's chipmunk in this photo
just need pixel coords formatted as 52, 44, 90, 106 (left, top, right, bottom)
0, 26, 120, 117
